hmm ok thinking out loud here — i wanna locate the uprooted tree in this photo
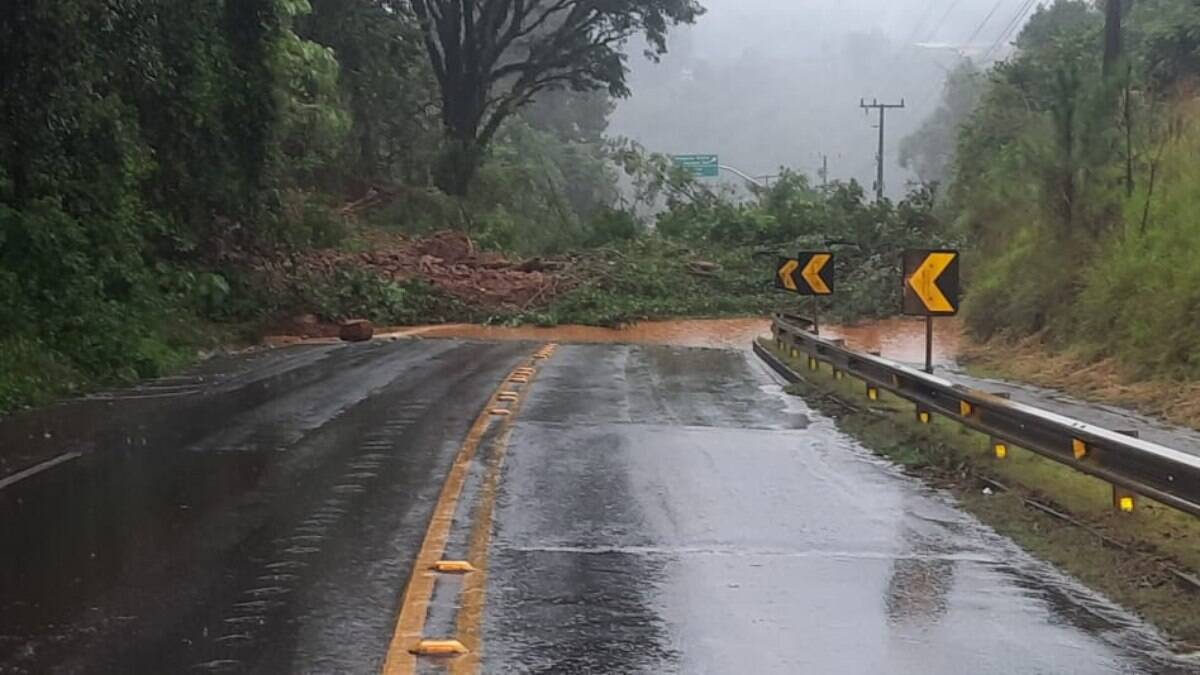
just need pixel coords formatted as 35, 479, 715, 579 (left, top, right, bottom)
410, 0, 703, 196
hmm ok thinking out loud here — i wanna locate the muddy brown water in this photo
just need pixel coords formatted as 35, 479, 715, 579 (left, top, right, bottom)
379, 317, 964, 365
381, 318, 776, 351
822, 317, 963, 365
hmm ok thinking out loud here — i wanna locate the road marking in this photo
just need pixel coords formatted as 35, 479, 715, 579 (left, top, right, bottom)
382, 349, 548, 675
450, 362, 542, 675
412, 639, 468, 656
0, 451, 83, 491
432, 560, 477, 574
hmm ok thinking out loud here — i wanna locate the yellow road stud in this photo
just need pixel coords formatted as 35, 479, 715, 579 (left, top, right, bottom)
412, 639, 468, 656
1118, 495, 1136, 513
431, 560, 477, 574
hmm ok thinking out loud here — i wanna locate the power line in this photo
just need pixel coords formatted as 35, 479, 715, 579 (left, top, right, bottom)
923, 0, 966, 42
983, 0, 1042, 61
906, 0, 945, 45
965, 0, 1014, 47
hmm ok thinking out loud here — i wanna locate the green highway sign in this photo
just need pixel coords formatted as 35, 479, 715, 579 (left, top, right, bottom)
673, 154, 720, 178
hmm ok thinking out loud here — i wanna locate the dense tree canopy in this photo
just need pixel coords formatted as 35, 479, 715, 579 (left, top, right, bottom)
408, 0, 703, 194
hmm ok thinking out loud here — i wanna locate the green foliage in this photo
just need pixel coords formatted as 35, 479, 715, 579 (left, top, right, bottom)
643, 164, 955, 322
408, 0, 703, 195
934, 0, 1200, 380
900, 62, 985, 186
510, 238, 785, 328
285, 269, 466, 325
1073, 114, 1200, 376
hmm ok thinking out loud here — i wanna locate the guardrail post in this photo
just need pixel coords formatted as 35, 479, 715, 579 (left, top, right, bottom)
1113, 430, 1140, 514
916, 406, 931, 424
808, 356, 819, 371
866, 384, 879, 401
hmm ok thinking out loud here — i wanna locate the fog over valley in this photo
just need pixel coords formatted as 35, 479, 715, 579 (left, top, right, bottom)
611, 0, 1045, 196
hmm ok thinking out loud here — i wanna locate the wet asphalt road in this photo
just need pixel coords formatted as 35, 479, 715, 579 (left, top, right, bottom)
1, 338, 1195, 673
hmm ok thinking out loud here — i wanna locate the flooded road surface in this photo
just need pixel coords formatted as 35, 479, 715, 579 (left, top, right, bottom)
822, 316, 963, 365
0, 337, 1193, 672
383, 317, 772, 351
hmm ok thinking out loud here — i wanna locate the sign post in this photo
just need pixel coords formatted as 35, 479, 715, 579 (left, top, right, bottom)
775, 252, 835, 336
672, 154, 720, 178
902, 250, 960, 373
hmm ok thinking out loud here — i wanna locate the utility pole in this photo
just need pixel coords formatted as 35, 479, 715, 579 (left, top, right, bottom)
819, 154, 829, 189
860, 98, 905, 202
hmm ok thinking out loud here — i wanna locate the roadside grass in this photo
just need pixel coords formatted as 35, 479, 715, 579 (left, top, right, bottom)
763, 338, 1200, 648
0, 315, 243, 419
960, 336, 1200, 433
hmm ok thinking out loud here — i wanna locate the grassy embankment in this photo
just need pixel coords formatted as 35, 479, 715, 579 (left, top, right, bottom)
763, 338, 1200, 648
960, 338, 1200, 433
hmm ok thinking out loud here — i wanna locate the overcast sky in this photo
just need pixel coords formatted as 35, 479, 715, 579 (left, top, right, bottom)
610, 0, 1047, 196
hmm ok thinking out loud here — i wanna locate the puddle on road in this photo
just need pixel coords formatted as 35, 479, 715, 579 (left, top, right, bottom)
386, 318, 774, 350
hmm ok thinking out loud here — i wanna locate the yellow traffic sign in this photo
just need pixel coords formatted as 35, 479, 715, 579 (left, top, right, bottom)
776, 258, 800, 292
903, 250, 960, 316
776, 253, 834, 296
801, 253, 833, 295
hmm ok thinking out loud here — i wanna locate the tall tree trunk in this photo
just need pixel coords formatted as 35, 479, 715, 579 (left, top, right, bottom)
434, 136, 484, 197
435, 82, 487, 196
1103, 0, 1122, 78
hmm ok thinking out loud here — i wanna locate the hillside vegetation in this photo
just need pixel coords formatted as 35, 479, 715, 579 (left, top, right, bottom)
906, 0, 1200, 379
1, 2, 954, 414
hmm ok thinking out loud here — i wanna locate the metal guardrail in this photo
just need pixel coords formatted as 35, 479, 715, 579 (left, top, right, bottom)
765, 314, 1200, 518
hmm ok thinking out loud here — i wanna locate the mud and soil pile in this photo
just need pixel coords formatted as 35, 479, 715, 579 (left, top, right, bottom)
264, 231, 584, 310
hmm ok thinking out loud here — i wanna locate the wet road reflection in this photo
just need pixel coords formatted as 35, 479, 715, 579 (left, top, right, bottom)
1, 338, 1197, 673
0, 339, 531, 673
481, 343, 1196, 674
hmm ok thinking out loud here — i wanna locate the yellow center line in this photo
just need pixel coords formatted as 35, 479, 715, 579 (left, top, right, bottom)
381, 346, 548, 675
449, 363, 542, 675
